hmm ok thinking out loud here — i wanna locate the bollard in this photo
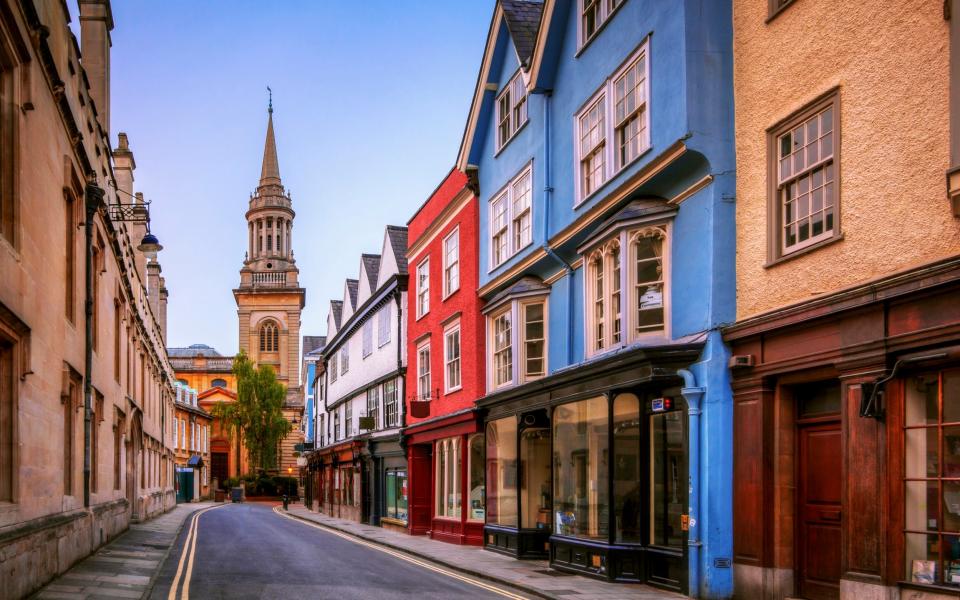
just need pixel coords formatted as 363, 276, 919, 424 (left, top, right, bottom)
283, 494, 289, 511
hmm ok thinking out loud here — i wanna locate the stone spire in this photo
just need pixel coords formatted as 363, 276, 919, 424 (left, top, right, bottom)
259, 95, 280, 187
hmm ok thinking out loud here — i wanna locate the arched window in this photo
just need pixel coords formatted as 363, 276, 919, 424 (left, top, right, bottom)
211, 378, 227, 388
259, 321, 279, 352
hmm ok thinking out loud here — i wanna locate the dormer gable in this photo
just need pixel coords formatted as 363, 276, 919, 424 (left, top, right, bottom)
376, 225, 409, 288
456, 0, 545, 171
342, 279, 359, 322
327, 300, 343, 336
356, 254, 381, 306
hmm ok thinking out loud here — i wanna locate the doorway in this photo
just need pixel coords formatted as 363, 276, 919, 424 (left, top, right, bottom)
795, 382, 842, 600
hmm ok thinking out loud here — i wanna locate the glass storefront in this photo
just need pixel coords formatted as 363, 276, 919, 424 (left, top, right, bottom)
613, 393, 641, 543
385, 468, 408, 522
521, 426, 551, 530
469, 434, 486, 520
487, 417, 518, 527
553, 396, 609, 540
650, 409, 686, 547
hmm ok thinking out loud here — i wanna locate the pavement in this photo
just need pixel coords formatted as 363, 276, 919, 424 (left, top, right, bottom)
283, 502, 682, 600
31, 502, 213, 600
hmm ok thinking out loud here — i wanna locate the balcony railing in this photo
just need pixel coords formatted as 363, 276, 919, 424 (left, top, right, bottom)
251, 272, 286, 287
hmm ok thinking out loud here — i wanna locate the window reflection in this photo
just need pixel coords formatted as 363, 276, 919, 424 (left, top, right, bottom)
614, 393, 641, 543
486, 418, 517, 527
553, 397, 609, 540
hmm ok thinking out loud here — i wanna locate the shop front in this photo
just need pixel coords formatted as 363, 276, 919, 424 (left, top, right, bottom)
725, 257, 960, 600
362, 433, 408, 532
405, 409, 485, 545
310, 440, 363, 522
480, 345, 702, 590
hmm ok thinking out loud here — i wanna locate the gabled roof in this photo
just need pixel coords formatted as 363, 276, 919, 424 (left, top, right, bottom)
501, 0, 545, 69
198, 387, 237, 401
330, 300, 343, 330
455, 0, 547, 171
483, 276, 550, 312
302, 335, 326, 355
345, 279, 359, 311
386, 226, 408, 274
361, 254, 381, 293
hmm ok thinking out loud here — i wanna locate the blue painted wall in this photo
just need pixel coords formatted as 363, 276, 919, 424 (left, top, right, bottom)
467, 1, 735, 596
304, 361, 316, 442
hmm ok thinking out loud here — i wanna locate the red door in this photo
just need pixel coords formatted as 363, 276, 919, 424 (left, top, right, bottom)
797, 421, 842, 600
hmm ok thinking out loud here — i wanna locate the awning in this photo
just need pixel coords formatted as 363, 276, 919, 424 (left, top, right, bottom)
187, 455, 204, 468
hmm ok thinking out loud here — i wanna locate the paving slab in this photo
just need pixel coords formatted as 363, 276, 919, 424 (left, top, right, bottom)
31, 502, 212, 600
283, 503, 684, 600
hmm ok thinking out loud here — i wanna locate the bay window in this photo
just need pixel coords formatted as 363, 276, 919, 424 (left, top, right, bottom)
444, 322, 461, 393
489, 164, 534, 269
487, 292, 548, 389
435, 437, 462, 518
583, 223, 667, 356
575, 41, 650, 204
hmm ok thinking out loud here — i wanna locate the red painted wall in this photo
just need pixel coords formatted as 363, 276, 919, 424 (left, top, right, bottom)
405, 169, 485, 426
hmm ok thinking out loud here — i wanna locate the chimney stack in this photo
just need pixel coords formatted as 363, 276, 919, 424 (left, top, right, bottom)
147, 260, 161, 321
79, 0, 114, 134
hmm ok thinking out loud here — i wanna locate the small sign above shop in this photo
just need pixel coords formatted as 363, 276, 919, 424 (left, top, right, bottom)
651, 397, 673, 412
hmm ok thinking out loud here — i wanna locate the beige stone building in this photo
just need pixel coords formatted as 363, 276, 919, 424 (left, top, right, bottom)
0, 1, 177, 596
234, 105, 304, 475
171, 383, 212, 501
725, 1, 960, 599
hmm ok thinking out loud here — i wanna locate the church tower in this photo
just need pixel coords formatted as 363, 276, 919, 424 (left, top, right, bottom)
234, 100, 305, 470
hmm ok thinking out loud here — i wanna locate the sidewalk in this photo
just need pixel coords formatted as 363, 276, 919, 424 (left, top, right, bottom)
284, 503, 682, 600
31, 502, 212, 600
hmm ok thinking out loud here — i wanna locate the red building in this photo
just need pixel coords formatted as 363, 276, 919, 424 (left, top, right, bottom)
404, 169, 486, 545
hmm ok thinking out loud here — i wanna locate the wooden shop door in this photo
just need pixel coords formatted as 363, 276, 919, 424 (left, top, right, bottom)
797, 420, 842, 600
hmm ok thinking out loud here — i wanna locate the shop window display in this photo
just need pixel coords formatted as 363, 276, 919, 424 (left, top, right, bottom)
487, 417, 518, 527
386, 468, 408, 522
553, 396, 609, 540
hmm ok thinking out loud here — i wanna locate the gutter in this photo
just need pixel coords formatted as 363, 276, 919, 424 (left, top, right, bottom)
678, 368, 705, 598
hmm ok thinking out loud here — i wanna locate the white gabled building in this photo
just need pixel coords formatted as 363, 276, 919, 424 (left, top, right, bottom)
309, 226, 409, 529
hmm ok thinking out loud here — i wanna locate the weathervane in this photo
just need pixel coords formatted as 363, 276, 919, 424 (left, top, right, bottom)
267, 86, 273, 114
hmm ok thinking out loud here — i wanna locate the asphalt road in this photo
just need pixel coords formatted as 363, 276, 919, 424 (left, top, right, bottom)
149, 502, 530, 600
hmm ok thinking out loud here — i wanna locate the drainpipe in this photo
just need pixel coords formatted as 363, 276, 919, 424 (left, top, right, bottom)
83, 183, 105, 508
536, 90, 576, 365
678, 368, 705, 598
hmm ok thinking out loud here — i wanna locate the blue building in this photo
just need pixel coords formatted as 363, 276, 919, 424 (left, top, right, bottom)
301, 336, 326, 444
459, 1, 734, 596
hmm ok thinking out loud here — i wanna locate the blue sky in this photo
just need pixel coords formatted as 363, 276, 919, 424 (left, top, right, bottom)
93, 1, 491, 355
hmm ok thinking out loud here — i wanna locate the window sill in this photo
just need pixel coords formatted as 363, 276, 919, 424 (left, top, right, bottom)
442, 287, 460, 302
764, 233, 843, 269
486, 240, 534, 275
899, 581, 960, 596
444, 386, 462, 395
415, 312, 429, 322
765, 0, 798, 24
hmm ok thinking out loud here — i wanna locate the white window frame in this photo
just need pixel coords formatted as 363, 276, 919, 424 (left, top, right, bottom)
583, 223, 670, 358
488, 163, 534, 271
434, 437, 462, 518
443, 321, 462, 394
486, 296, 548, 391
329, 354, 338, 383
574, 40, 650, 206
340, 346, 349, 375
173, 416, 178, 448
443, 227, 460, 298
384, 379, 398, 428
366, 385, 380, 431
495, 70, 528, 151
377, 304, 391, 347
345, 402, 352, 437
417, 340, 432, 401
362, 320, 373, 358
416, 258, 430, 319
578, 0, 625, 50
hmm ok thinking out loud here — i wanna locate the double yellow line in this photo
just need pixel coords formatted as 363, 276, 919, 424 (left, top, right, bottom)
271, 507, 530, 599
167, 503, 227, 600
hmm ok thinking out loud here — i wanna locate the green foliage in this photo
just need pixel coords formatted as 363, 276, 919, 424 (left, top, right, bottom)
210, 351, 293, 473
239, 472, 298, 497
224, 476, 241, 490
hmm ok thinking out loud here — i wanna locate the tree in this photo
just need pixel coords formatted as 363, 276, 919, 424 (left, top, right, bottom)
211, 351, 291, 472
